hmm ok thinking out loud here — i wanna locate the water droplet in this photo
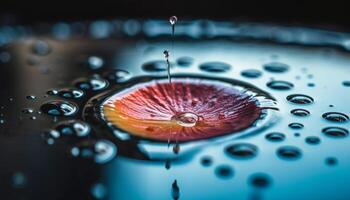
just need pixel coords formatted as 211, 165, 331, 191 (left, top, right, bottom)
75, 76, 108, 91
305, 136, 321, 145
55, 120, 91, 137
12, 172, 27, 188
47, 89, 58, 95
290, 109, 310, 117
263, 62, 289, 73
199, 62, 231, 72
325, 157, 338, 166
276, 146, 302, 160
171, 112, 199, 127
22, 108, 34, 114
342, 81, 350, 87
322, 112, 349, 122
171, 179, 180, 200
322, 127, 349, 138
31, 40, 51, 56
241, 69, 262, 78
104, 69, 132, 83
26, 95, 36, 100
200, 156, 213, 167
294, 133, 300, 137
169, 16, 178, 25
165, 159, 171, 170
307, 83, 315, 87
173, 143, 180, 154
248, 173, 272, 188
40, 100, 78, 116
286, 94, 314, 105
288, 123, 304, 129
71, 139, 117, 164
87, 56, 104, 70
43, 129, 60, 144
58, 88, 84, 99
91, 183, 107, 199
266, 80, 294, 90
215, 165, 234, 179
225, 143, 258, 159
176, 56, 194, 67
142, 60, 169, 72
30, 116, 37, 120
265, 132, 285, 142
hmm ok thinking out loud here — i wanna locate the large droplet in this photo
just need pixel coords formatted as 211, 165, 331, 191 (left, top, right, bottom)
225, 143, 258, 159
263, 62, 289, 73
199, 61, 231, 72
276, 146, 302, 160
286, 94, 314, 105
322, 112, 349, 122
40, 100, 77, 116
266, 80, 294, 90
322, 127, 349, 138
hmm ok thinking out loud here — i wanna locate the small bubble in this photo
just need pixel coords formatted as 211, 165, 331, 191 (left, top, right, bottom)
266, 80, 294, 90
225, 143, 258, 159
288, 123, 304, 129
290, 109, 310, 117
40, 100, 78, 116
215, 165, 234, 179
294, 133, 300, 137
199, 61, 231, 72
241, 69, 262, 78
87, 56, 104, 70
322, 127, 349, 138
263, 62, 289, 73
43, 129, 60, 144
322, 112, 349, 123
305, 136, 321, 145
325, 157, 338, 166
91, 183, 107, 199
248, 173, 272, 188
276, 146, 302, 160
200, 156, 213, 167
265, 132, 285, 142
342, 81, 350, 87
286, 94, 314, 105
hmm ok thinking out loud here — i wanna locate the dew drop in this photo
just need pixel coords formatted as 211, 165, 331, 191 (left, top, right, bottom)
322, 112, 349, 122
276, 146, 302, 160
265, 132, 285, 142
215, 165, 234, 179
40, 100, 78, 116
225, 143, 258, 159
248, 173, 272, 188
171, 179, 180, 200
241, 69, 262, 78
305, 136, 321, 145
58, 88, 84, 99
288, 123, 304, 129
75, 76, 108, 91
322, 127, 349, 138
263, 62, 289, 73
286, 94, 314, 105
55, 120, 91, 137
71, 139, 117, 164
199, 61, 231, 72
291, 109, 310, 117
266, 80, 294, 90
171, 112, 199, 127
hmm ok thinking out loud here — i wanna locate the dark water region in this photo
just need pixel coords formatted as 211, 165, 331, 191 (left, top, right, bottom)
0, 19, 349, 200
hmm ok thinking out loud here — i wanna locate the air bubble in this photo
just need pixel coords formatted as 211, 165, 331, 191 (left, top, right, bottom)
22, 108, 34, 114
266, 80, 294, 90
286, 94, 314, 105
322, 112, 349, 122
26, 95, 36, 100
171, 112, 199, 127
225, 143, 258, 159
276, 146, 302, 160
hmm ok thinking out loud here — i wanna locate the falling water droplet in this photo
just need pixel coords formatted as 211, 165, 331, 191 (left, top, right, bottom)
263, 62, 289, 73
40, 100, 78, 116
225, 143, 258, 159
276, 146, 302, 160
322, 127, 349, 138
165, 159, 171, 170
290, 109, 310, 117
286, 94, 314, 105
171, 179, 180, 200
265, 132, 285, 142
322, 112, 349, 122
266, 80, 294, 90
163, 50, 172, 83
